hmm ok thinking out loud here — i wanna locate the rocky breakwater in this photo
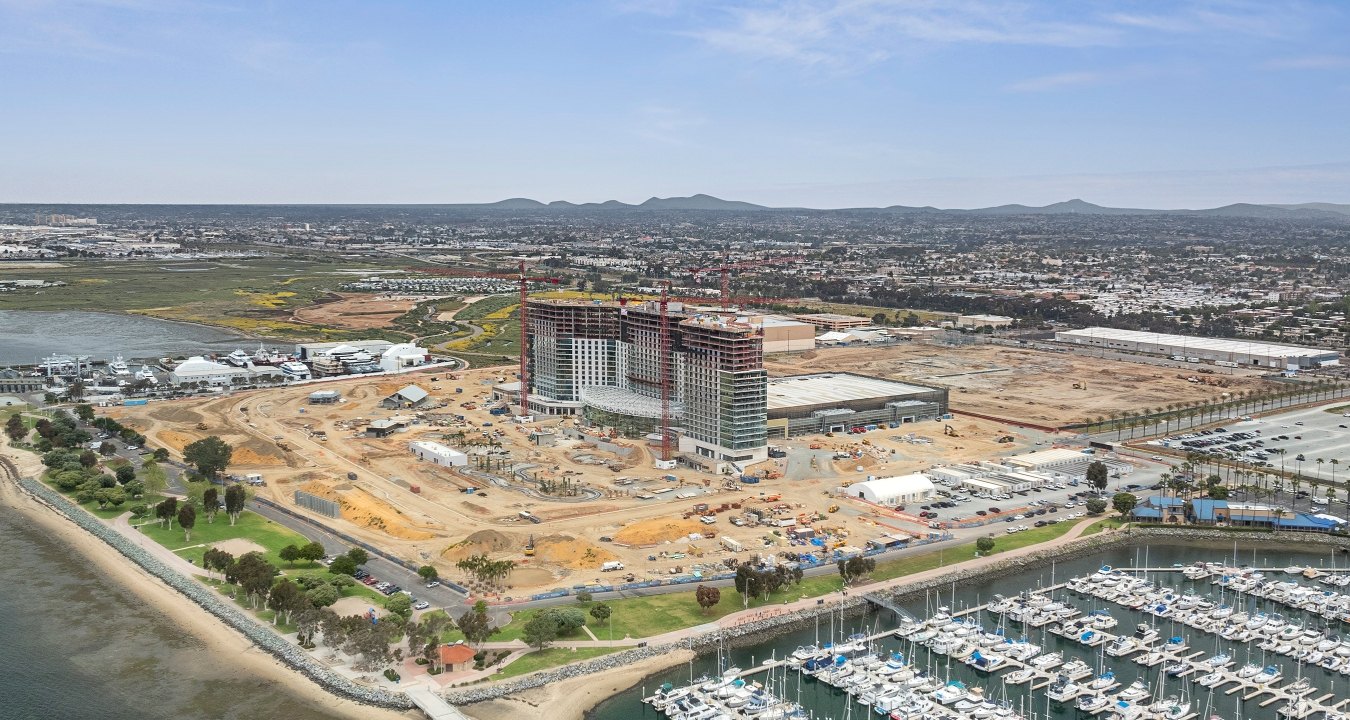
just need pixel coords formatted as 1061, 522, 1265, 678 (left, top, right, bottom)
14, 475, 415, 711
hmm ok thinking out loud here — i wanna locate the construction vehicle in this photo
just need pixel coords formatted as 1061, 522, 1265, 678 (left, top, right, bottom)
996, 435, 1015, 443
195, 422, 208, 430
828, 504, 839, 513
276, 439, 291, 451
943, 425, 959, 437
524, 535, 535, 557
1072, 381, 1088, 390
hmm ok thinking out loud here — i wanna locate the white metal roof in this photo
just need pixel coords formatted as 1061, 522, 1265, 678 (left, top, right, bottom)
767, 373, 935, 409
1057, 327, 1337, 359
845, 473, 935, 499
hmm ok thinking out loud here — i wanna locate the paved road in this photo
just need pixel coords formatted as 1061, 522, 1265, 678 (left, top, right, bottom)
244, 499, 472, 614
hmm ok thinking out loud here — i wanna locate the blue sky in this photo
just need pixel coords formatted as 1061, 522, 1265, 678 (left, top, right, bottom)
2, 0, 1348, 207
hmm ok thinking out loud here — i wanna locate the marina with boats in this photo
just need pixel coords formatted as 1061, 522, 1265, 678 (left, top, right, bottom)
632, 549, 1350, 720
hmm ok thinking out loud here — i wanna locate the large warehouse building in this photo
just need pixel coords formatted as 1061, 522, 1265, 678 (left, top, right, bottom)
766, 372, 948, 438
845, 473, 935, 507
1055, 327, 1340, 369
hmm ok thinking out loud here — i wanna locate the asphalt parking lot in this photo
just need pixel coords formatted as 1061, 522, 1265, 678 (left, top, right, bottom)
1149, 402, 1350, 482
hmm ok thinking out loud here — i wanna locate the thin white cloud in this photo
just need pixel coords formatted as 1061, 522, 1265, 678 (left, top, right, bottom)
629, 104, 706, 145
1004, 70, 1102, 93
687, 0, 1125, 70
1264, 54, 1350, 70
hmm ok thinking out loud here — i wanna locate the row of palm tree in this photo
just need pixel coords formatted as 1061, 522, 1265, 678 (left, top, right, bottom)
1089, 377, 1350, 439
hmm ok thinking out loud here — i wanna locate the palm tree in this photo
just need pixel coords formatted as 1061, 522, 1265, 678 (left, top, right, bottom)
1274, 506, 1289, 532
1317, 457, 1326, 484
1332, 458, 1340, 488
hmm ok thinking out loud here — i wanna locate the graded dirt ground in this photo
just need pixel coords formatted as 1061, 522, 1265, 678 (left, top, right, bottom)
765, 343, 1280, 426
111, 342, 1208, 595
291, 293, 419, 331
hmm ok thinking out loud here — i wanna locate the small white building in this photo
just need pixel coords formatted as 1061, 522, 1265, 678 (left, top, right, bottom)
409, 440, 467, 467
1004, 448, 1089, 472
957, 314, 1014, 329
379, 343, 428, 372
168, 356, 251, 386
845, 473, 935, 507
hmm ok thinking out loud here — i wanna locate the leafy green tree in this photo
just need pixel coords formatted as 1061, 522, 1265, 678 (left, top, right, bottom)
522, 613, 557, 650
155, 497, 178, 528
575, 591, 593, 604
183, 436, 233, 478
177, 504, 196, 541
234, 552, 279, 608
202, 487, 219, 523
384, 593, 413, 619
1112, 492, 1138, 519
152, 447, 170, 462
1085, 497, 1109, 515
280, 544, 301, 566
267, 578, 304, 625
299, 542, 326, 564
1087, 461, 1109, 493
114, 465, 136, 484
346, 547, 369, 566
454, 601, 498, 647
418, 564, 440, 583
79, 450, 98, 468
590, 602, 613, 624
5, 414, 27, 442
223, 484, 246, 525
306, 583, 340, 608
976, 536, 996, 555
98, 441, 117, 457
73, 404, 95, 422
328, 555, 357, 576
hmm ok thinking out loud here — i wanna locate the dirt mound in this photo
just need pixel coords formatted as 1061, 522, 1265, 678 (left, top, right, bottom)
298, 480, 438, 541
533, 534, 617, 570
156, 429, 198, 452
613, 517, 707, 545
442, 529, 520, 560
231, 445, 286, 467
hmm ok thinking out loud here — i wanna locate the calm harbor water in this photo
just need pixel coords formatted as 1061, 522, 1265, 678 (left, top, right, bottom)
0, 501, 352, 720
0, 310, 248, 365
589, 540, 1350, 720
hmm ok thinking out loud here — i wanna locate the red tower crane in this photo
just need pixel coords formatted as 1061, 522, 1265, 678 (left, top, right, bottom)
412, 261, 560, 416
687, 255, 803, 309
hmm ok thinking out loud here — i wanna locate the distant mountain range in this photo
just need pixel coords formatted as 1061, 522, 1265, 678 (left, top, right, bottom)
459, 194, 1350, 219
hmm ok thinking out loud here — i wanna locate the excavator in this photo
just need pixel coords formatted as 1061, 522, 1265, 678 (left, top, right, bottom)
943, 424, 959, 437
524, 534, 535, 557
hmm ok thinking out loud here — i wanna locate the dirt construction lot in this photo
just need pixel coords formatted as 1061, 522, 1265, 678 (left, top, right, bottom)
109, 342, 1233, 597
291, 293, 418, 330
767, 343, 1279, 427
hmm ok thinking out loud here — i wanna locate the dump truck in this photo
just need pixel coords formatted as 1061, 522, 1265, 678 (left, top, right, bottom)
601, 561, 625, 572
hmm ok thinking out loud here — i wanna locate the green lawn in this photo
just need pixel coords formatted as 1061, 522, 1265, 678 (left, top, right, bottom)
1082, 517, 1126, 536
487, 519, 1090, 641
494, 647, 618, 679
134, 507, 311, 567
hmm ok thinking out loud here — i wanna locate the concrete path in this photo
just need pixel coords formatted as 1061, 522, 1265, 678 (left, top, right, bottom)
110, 511, 211, 578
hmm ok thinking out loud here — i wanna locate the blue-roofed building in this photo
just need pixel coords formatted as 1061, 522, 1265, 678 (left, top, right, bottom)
1131, 507, 1163, 521
1132, 495, 1342, 533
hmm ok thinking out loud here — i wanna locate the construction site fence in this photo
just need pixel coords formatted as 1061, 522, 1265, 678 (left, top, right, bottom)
948, 408, 1062, 433
249, 496, 472, 596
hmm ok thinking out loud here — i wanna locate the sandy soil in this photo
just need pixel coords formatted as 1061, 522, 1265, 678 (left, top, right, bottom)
292, 293, 418, 331
102, 361, 1126, 596
766, 343, 1280, 426
466, 649, 695, 720
0, 441, 416, 720
331, 596, 386, 618
211, 538, 267, 555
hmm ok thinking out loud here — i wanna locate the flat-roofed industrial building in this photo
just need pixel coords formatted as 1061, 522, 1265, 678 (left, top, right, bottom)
766, 372, 947, 438
1055, 327, 1340, 369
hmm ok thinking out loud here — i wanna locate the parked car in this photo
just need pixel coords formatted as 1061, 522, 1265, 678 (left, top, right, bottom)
413, 600, 430, 610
